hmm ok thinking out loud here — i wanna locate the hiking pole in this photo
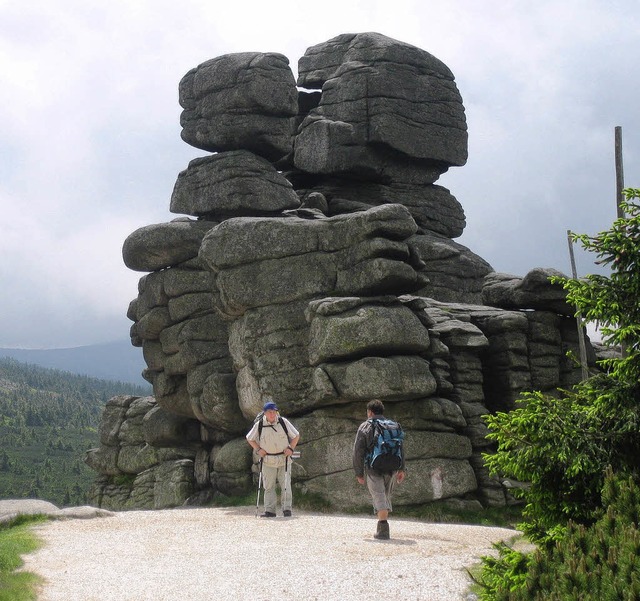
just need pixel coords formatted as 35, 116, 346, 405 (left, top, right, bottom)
283, 455, 289, 509
282, 451, 300, 514
255, 458, 263, 518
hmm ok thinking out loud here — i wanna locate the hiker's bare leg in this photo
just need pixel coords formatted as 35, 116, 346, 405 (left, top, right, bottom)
367, 471, 391, 517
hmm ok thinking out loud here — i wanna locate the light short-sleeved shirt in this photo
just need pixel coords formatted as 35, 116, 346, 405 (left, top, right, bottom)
246, 415, 299, 467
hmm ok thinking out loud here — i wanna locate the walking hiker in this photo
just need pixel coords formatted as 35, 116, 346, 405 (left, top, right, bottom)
246, 401, 300, 518
353, 399, 406, 540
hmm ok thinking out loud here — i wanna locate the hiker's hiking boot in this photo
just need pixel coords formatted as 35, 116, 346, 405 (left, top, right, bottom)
283, 510, 292, 517
260, 512, 276, 518
374, 520, 390, 540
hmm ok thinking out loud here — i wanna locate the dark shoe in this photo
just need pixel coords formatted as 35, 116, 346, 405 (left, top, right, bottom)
374, 520, 390, 540
283, 510, 292, 517
260, 512, 276, 518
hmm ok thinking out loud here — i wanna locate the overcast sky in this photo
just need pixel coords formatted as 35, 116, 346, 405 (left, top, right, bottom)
1, 0, 638, 349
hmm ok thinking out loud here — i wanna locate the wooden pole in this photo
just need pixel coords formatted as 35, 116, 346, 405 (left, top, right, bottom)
567, 230, 590, 381
615, 126, 625, 218
614, 126, 626, 358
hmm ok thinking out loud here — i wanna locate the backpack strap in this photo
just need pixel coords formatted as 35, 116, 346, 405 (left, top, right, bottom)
367, 417, 380, 442
258, 416, 290, 442
279, 416, 290, 440
365, 417, 381, 462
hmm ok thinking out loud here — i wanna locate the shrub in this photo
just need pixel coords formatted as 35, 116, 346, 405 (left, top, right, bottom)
475, 542, 530, 601
476, 471, 640, 600
484, 376, 640, 545
477, 188, 640, 597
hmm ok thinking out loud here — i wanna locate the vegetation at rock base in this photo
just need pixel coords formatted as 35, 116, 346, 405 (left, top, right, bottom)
476, 189, 640, 598
0, 357, 150, 507
0, 515, 47, 601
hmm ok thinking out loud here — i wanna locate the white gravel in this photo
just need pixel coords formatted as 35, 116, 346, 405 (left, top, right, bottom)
22, 506, 517, 601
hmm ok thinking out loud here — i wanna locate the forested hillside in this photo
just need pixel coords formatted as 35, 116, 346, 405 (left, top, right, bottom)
0, 339, 148, 385
0, 358, 152, 506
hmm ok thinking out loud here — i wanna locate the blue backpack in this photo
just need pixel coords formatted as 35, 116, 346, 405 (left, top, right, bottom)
365, 418, 405, 473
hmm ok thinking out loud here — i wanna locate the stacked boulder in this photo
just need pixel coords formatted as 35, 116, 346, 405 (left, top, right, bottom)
86, 32, 592, 511
291, 33, 491, 304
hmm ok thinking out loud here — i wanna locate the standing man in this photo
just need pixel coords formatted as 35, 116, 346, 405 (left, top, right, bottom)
353, 399, 406, 540
246, 401, 300, 518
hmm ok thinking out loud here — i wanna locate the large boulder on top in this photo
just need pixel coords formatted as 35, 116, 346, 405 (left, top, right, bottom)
179, 52, 298, 161
294, 33, 467, 179
299, 32, 456, 89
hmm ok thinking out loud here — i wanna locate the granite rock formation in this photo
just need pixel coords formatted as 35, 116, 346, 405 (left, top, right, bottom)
86, 33, 592, 512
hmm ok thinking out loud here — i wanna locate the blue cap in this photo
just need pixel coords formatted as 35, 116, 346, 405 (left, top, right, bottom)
263, 401, 278, 411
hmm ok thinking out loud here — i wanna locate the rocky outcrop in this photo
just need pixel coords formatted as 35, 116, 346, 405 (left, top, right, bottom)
85, 396, 201, 509
87, 32, 593, 512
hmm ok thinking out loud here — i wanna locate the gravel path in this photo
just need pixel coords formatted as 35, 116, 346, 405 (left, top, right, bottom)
21, 506, 516, 601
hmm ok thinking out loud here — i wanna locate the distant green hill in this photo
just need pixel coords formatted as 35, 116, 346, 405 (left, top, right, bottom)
0, 357, 151, 507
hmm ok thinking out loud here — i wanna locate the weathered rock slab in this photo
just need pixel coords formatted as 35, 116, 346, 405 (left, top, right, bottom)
314, 355, 437, 402
123, 220, 216, 272
171, 151, 300, 217
307, 297, 430, 364
482, 268, 572, 315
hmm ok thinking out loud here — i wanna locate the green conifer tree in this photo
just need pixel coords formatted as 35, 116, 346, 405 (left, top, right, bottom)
477, 188, 640, 598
